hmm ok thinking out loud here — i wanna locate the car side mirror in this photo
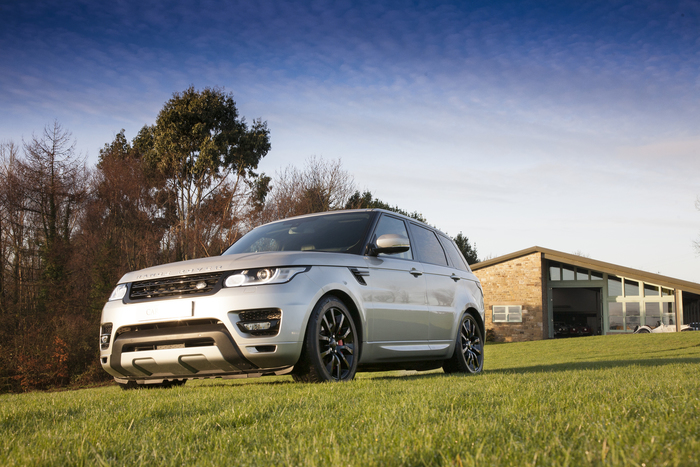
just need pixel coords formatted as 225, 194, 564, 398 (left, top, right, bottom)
370, 234, 410, 256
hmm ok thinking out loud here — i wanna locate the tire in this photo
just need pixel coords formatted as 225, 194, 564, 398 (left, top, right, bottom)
637, 328, 650, 333
443, 313, 484, 374
292, 296, 359, 383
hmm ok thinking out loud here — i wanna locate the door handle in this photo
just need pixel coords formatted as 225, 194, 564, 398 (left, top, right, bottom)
450, 274, 461, 282
409, 268, 423, 277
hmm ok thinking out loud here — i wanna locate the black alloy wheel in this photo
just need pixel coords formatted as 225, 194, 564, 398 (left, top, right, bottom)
292, 296, 358, 383
443, 313, 484, 374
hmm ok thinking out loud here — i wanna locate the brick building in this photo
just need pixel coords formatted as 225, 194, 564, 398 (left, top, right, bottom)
471, 247, 700, 343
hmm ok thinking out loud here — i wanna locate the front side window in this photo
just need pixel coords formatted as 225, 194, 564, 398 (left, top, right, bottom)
373, 215, 412, 260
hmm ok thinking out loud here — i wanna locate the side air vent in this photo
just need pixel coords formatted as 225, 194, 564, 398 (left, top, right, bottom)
349, 267, 370, 286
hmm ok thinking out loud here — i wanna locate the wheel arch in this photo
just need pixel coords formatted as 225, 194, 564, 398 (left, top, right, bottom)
466, 306, 485, 340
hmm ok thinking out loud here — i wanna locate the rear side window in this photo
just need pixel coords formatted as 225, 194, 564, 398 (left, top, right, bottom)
438, 235, 470, 272
409, 224, 447, 266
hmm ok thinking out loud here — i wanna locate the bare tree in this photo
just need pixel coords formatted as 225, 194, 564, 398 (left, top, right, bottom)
262, 157, 357, 222
0, 141, 37, 317
20, 121, 88, 312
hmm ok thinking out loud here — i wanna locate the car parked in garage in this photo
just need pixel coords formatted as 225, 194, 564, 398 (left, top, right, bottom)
100, 209, 485, 387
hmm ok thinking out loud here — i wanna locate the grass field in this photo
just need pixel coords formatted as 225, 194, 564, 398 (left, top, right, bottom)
2, 333, 700, 466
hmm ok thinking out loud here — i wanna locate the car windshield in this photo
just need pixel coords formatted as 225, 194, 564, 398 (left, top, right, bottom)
223, 212, 373, 255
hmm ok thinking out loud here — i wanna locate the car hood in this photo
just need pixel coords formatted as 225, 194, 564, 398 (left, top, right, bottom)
118, 251, 367, 284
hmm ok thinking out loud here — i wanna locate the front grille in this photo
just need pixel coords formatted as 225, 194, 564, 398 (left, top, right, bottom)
129, 273, 224, 301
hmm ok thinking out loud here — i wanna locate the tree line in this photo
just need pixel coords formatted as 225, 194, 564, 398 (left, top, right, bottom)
0, 87, 477, 392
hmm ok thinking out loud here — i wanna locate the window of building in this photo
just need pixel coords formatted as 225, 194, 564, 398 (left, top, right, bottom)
625, 280, 640, 297
626, 302, 640, 331
493, 305, 523, 323
549, 262, 561, 281
547, 261, 604, 283
608, 276, 622, 297
562, 264, 575, 281
644, 284, 659, 297
662, 303, 674, 325
608, 302, 623, 330
605, 275, 675, 333
645, 302, 661, 326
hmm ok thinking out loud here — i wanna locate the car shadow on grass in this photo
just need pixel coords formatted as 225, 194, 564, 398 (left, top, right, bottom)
192, 379, 295, 388
485, 356, 700, 374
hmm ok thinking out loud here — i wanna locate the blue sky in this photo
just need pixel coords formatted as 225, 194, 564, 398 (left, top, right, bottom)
2, 0, 699, 282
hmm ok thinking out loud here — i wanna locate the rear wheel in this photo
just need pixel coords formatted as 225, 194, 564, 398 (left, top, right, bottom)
443, 313, 484, 374
292, 296, 358, 383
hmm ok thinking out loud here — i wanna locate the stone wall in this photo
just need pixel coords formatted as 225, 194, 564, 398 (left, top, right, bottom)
473, 252, 546, 342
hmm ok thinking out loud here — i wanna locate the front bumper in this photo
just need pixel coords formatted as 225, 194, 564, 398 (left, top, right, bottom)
100, 273, 322, 381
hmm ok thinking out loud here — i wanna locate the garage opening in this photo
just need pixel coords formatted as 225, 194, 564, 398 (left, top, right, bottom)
684, 291, 700, 327
552, 288, 602, 338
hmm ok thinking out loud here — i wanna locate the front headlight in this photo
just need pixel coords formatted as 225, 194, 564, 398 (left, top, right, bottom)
108, 284, 128, 301
224, 267, 308, 288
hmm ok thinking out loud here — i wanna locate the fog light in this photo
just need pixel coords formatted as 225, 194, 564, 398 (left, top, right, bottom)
100, 323, 113, 350
242, 322, 271, 331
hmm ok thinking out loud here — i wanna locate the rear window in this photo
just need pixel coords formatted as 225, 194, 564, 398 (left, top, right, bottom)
438, 235, 470, 271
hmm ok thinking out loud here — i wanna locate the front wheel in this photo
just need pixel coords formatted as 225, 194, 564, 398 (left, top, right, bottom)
292, 296, 358, 383
443, 313, 484, 374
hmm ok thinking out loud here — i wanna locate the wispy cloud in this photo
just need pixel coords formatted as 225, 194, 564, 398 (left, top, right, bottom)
1, 0, 699, 280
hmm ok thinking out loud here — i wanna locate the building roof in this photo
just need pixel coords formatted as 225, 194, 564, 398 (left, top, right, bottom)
471, 246, 700, 296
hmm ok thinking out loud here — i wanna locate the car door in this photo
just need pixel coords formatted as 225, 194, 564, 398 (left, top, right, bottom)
363, 214, 429, 353
408, 223, 458, 348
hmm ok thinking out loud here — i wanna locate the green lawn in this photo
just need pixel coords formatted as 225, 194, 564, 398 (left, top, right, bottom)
2, 333, 700, 466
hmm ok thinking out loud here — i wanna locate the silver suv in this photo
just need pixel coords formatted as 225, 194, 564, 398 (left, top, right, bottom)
100, 209, 485, 387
